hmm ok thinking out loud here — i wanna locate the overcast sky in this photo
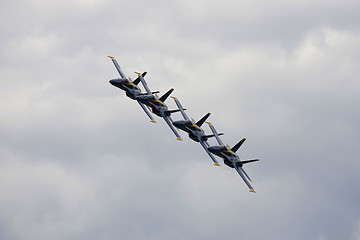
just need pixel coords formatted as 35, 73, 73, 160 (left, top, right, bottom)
1, 0, 360, 239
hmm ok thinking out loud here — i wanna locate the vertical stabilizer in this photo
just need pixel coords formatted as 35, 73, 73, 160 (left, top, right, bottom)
196, 113, 211, 127
231, 138, 246, 153
159, 88, 174, 102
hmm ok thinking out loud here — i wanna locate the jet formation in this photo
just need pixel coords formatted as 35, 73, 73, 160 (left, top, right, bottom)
108, 56, 259, 192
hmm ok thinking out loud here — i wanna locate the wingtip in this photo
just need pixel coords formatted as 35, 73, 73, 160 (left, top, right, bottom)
171, 96, 178, 100
134, 71, 141, 75
176, 137, 183, 141
205, 121, 213, 126
214, 162, 220, 166
108, 56, 114, 59
151, 119, 157, 123
249, 189, 256, 193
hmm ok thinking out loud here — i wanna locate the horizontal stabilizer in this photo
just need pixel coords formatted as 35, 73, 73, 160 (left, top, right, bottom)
196, 113, 211, 127
204, 133, 224, 139
167, 108, 186, 114
231, 138, 246, 153
159, 88, 174, 102
241, 159, 259, 165
137, 91, 160, 96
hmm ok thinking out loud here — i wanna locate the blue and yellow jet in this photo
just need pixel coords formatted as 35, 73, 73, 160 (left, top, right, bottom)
108, 56, 157, 123
171, 96, 221, 166
205, 122, 259, 192
134, 72, 183, 141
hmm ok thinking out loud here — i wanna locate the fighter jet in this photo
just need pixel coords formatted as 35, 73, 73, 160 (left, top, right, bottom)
170, 96, 221, 166
108, 56, 157, 123
134, 72, 183, 141
205, 122, 259, 192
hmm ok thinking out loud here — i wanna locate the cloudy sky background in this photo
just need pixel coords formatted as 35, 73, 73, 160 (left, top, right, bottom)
1, 0, 360, 239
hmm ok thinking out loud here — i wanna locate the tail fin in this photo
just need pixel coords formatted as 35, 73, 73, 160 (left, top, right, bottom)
231, 138, 246, 153
196, 113, 211, 127
133, 72, 147, 85
160, 88, 174, 102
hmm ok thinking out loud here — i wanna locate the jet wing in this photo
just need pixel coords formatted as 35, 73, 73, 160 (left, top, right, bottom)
171, 97, 189, 120
234, 165, 255, 192
205, 122, 225, 145
199, 139, 220, 166
132, 72, 147, 86
162, 114, 182, 141
239, 165, 253, 182
135, 72, 152, 95
138, 101, 156, 123
108, 56, 126, 78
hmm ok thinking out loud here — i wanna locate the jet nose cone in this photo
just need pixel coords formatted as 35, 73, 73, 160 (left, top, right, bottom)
110, 78, 127, 86
109, 79, 117, 86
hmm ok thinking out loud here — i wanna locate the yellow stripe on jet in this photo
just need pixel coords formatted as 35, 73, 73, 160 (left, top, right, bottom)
151, 99, 163, 103
225, 149, 236, 155
190, 124, 201, 129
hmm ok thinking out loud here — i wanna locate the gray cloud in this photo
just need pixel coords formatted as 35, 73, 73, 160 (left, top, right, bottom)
1, 0, 359, 240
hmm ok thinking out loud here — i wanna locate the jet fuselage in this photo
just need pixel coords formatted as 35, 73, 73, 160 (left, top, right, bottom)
109, 78, 141, 100
207, 145, 242, 168
136, 95, 170, 118
172, 120, 206, 142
